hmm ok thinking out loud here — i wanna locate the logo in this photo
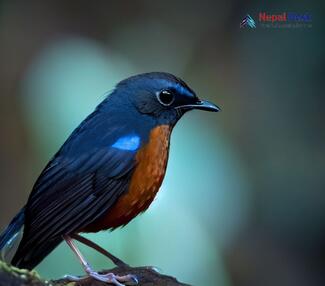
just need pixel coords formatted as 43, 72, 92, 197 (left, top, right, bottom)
240, 12, 312, 29
240, 14, 256, 28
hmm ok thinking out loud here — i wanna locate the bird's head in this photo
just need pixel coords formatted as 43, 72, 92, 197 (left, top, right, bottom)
111, 72, 220, 126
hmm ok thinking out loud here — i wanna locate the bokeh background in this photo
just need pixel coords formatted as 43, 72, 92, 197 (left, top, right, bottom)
0, 1, 324, 285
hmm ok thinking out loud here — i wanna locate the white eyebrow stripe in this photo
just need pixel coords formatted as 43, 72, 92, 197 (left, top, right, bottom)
111, 134, 141, 151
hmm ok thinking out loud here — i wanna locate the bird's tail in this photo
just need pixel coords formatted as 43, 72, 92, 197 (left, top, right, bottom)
0, 207, 25, 261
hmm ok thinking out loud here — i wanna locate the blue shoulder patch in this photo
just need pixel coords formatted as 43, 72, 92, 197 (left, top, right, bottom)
112, 134, 140, 151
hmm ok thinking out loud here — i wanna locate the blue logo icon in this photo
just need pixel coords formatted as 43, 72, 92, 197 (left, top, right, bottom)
240, 14, 256, 28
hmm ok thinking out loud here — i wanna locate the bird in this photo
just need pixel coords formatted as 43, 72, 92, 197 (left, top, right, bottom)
0, 72, 220, 285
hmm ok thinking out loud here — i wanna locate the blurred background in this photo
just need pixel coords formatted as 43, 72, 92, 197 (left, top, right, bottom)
0, 1, 324, 285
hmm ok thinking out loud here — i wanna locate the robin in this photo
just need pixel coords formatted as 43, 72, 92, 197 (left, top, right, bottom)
0, 72, 220, 285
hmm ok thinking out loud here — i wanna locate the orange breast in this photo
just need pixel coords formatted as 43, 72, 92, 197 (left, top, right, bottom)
84, 124, 171, 232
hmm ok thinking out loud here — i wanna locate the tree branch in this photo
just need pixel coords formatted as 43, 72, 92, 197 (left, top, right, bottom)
0, 260, 190, 286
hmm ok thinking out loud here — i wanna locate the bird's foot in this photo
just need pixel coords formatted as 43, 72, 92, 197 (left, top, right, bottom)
64, 271, 138, 286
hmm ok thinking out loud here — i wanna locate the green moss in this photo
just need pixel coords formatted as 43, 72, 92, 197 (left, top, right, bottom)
0, 260, 41, 279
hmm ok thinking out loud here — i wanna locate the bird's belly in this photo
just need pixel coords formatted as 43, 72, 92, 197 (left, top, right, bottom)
83, 125, 171, 232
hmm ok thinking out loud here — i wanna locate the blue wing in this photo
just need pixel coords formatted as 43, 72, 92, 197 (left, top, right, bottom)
12, 106, 150, 269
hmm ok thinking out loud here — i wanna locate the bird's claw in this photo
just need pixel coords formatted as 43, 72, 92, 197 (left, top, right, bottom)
64, 272, 138, 285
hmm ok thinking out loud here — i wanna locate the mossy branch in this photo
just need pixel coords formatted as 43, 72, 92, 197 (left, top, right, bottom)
0, 260, 190, 286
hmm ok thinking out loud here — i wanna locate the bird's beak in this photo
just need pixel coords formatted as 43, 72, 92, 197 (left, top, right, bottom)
176, 100, 221, 112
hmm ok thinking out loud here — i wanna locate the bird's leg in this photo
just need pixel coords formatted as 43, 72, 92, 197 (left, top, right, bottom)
63, 235, 138, 286
71, 233, 128, 267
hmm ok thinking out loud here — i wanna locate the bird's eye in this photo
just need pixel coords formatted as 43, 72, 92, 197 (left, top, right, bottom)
157, 90, 175, 106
